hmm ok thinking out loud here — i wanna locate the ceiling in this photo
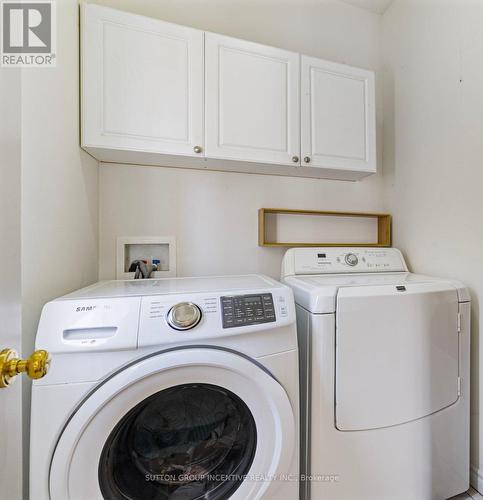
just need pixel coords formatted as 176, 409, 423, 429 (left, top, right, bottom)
339, 0, 394, 14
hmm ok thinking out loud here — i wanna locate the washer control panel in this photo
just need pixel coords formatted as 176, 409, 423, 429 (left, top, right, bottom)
221, 294, 276, 328
286, 247, 408, 276
137, 289, 292, 346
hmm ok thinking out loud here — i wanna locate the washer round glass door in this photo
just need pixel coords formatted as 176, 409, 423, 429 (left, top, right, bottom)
98, 383, 256, 499
49, 348, 296, 500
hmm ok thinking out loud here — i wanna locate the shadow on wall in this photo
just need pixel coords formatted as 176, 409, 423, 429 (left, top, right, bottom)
382, 63, 395, 188
471, 292, 480, 475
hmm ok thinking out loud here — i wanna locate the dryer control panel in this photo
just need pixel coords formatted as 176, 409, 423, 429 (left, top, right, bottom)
282, 247, 408, 277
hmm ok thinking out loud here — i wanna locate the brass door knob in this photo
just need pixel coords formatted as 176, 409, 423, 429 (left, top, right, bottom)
292, 156, 299, 163
0, 348, 51, 388
193, 145, 202, 154
303, 156, 311, 163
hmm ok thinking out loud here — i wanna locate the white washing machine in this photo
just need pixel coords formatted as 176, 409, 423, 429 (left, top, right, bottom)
281, 248, 470, 500
30, 275, 299, 500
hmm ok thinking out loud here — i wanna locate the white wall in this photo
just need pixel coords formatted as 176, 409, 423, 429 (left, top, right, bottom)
97, 0, 384, 280
20, 0, 99, 492
21, 0, 99, 351
382, 0, 483, 489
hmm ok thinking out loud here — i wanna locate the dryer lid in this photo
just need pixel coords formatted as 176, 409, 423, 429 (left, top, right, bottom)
335, 282, 460, 431
284, 273, 469, 313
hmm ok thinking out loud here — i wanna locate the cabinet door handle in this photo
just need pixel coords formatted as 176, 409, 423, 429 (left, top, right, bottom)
303, 156, 311, 164
292, 156, 299, 163
193, 146, 202, 154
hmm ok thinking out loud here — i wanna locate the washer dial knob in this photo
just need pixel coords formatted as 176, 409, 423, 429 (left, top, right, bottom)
344, 253, 359, 267
167, 302, 202, 330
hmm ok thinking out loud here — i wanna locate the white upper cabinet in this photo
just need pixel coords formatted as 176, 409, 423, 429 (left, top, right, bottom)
81, 4, 377, 180
301, 56, 376, 175
81, 4, 204, 157
205, 33, 300, 166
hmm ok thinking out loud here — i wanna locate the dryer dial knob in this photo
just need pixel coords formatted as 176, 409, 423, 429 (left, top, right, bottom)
344, 253, 359, 267
167, 302, 202, 330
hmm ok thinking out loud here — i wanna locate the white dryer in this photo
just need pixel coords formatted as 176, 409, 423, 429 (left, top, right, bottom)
30, 275, 299, 500
281, 248, 470, 500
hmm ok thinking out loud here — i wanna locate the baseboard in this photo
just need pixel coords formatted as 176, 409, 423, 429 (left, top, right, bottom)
470, 464, 483, 494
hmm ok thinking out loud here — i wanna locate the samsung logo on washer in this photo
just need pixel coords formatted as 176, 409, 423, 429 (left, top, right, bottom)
75, 305, 97, 312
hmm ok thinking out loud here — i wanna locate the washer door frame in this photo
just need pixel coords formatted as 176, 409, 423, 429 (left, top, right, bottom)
49, 347, 296, 500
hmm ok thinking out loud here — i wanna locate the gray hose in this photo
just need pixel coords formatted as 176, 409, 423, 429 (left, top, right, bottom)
128, 260, 158, 279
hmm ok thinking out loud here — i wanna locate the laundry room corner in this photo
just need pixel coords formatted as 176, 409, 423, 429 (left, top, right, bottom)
19, 0, 99, 495
381, 0, 483, 490
3, 0, 483, 498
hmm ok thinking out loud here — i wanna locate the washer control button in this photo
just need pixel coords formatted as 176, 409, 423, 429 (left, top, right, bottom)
344, 253, 359, 267
167, 302, 202, 330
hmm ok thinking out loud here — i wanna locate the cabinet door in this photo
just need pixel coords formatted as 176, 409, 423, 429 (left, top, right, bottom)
301, 56, 376, 173
81, 4, 204, 157
205, 33, 300, 166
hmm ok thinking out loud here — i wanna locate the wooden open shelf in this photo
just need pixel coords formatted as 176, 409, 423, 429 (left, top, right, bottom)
258, 208, 392, 247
